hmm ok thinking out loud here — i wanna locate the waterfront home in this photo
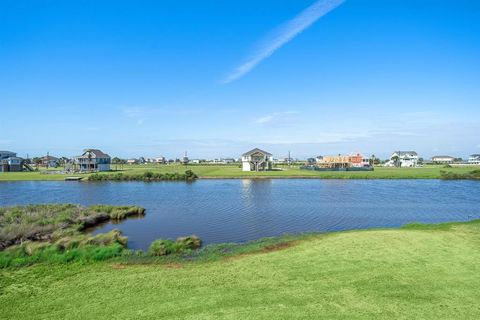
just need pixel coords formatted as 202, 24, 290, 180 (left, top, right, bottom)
318, 153, 370, 169
155, 156, 166, 164
385, 151, 419, 167
181, 153, 189, 165
468, 154, 480, 165
127, 159, 138, 165
0, 151, 23, 172
0, 151, 16, 160
209, 158, 236, 164
73, 149, 111, 172
349, 153, 370, 168
432, 155, 455, 164
242, 148, 273, 171
41, 155, 59, 167
315, 156, 324, 164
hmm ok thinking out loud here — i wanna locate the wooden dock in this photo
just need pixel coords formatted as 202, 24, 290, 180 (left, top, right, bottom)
65, 176, 83, 181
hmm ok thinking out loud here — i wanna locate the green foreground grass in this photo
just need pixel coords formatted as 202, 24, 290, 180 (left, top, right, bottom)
1, 220, 479, 319
0, 164, 478, 181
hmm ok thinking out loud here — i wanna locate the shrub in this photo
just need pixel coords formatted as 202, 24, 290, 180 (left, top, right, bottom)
176, 235, 201, 250
148, 239, 175, 256
82, 229, 128, 248
148, 235, 202, 256
87, 171, 198, 181
185, 170, 198, 181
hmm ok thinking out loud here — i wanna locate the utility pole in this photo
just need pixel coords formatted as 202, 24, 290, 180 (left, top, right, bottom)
288, 151, 291, 168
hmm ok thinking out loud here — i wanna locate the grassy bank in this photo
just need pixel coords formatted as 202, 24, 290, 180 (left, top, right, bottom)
1, 220, 479, 319
1, 164, 479, 181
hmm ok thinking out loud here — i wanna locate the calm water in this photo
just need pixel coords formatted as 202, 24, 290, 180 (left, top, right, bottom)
1, 179, 479, 250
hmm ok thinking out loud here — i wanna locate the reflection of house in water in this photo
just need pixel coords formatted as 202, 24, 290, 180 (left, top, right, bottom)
242, 148, 273, 172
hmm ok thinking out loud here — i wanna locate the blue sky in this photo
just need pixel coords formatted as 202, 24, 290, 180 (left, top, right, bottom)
1, 0, 479, 160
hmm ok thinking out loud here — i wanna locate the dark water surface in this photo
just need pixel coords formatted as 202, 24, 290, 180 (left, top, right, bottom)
1, 179, 479, 250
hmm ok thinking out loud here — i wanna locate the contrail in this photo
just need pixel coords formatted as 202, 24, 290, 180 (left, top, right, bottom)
223, 0, 345, 84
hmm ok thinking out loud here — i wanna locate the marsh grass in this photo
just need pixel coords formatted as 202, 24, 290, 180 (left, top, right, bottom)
88, 170, 198, 182
440, 169, 480, 180
0, 204, 145, 250
148, 235, 202, 256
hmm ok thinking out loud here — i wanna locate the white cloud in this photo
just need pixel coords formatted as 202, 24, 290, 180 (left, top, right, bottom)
255, 115, 274, 124
254, 111, 299, 126
223, 0, 345, 83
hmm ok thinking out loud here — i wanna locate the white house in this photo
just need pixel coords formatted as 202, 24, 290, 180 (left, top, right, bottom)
385, 151, 419, 167
432, 155, 455, 164
155, 156, 166, 164
468, 154, 480, 165
242, 148, 273, 172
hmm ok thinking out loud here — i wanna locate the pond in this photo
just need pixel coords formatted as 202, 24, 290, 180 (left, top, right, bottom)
1, 179, 479, 250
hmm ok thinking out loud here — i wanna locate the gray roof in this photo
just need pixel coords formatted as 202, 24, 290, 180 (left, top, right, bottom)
42, 155, 59, 161
242, 148, 272, 157
77, 149, 111, 159
394, 151, 418, 156
432, 155, 454, 159
470, 154, 480, 157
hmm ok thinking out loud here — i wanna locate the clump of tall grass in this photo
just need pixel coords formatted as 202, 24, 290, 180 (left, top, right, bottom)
56, 229, 128, 250
440, 170, 480, 180
0, 229, 129, 268
88, 170, 198, 182
89, 205, 145, 220
148, 235, 202, 256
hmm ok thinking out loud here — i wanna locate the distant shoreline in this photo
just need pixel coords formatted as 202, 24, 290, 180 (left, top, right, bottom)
1, 164, 479, 181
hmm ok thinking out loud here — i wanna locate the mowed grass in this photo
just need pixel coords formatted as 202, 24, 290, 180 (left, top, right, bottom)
0, 164, 478, 180
1, 221, 480, 319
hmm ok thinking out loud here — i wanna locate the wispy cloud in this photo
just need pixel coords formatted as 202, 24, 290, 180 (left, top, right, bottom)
223, 0, 345, 83
0, 139, 12, 145
254, 112, 299, 126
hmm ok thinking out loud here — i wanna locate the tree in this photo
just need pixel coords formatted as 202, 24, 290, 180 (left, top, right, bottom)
391, 155, 400, 167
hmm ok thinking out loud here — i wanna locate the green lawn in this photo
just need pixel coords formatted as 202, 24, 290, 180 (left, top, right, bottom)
1, 220, 479, 319
0, 164, 477, 181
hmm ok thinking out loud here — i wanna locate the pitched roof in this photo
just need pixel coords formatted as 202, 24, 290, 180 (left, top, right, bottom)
77, 149, 111, 158
42, 155, 59, 161
394, 151, 418, 156
242, 148, 272, 157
